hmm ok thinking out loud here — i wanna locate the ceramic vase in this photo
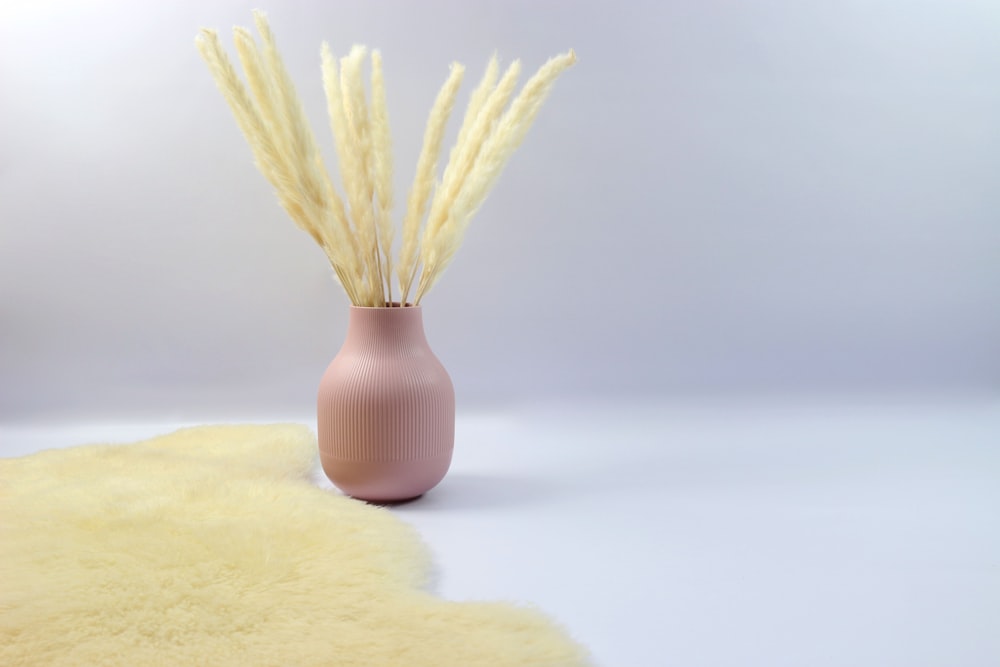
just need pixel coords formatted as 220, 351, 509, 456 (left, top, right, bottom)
317, 305, 455, 502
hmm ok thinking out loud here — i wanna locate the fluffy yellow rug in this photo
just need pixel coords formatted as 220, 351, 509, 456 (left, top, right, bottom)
0, 425, 588, 666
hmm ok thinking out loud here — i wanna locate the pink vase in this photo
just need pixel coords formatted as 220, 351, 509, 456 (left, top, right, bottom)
317, 305, 455, 502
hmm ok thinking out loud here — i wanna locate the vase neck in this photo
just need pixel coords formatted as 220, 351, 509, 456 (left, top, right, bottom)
343, 306, 428, 352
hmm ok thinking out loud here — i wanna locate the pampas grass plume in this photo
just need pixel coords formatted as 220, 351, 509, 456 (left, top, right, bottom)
396, 62, 465, 306
415, 50, 576, 302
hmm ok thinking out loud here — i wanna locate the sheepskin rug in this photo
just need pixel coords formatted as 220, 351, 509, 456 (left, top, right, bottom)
0, 424, 588, 666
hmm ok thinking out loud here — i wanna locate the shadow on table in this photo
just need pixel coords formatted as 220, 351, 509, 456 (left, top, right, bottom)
390, 473, 553, 511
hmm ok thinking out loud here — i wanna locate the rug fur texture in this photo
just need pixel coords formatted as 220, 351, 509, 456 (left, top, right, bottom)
0, 425, 589, 666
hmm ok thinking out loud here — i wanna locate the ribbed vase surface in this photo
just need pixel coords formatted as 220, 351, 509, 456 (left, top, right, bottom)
317, 305, 455, 502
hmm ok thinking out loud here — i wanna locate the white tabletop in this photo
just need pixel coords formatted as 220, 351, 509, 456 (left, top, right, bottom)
3, 396, 998, 667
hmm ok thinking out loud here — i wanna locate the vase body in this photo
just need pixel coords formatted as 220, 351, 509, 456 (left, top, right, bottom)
317, 305, 455, 502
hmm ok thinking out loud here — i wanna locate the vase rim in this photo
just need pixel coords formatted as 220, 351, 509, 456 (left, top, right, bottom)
349, 302, 419, 310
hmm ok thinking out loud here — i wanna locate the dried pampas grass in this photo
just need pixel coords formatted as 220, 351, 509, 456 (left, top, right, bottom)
197, 11, 575, 306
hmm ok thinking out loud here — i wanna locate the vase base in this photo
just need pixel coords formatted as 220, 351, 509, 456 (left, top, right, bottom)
369, 494, 425, 507
319, 450, 452, 503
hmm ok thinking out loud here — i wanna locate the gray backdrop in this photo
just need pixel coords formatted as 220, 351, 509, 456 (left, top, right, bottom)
2, 0, 997, 421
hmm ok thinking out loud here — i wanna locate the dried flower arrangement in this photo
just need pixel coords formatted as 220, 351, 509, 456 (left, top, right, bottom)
196, 11, 575, 307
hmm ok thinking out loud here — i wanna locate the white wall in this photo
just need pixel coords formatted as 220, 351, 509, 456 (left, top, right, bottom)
1, 0, 997, 421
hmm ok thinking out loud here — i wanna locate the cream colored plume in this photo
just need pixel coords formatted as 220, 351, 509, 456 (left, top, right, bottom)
396, 63, 465, 305
369, 50, 395, 304
416, 50, 576, 303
